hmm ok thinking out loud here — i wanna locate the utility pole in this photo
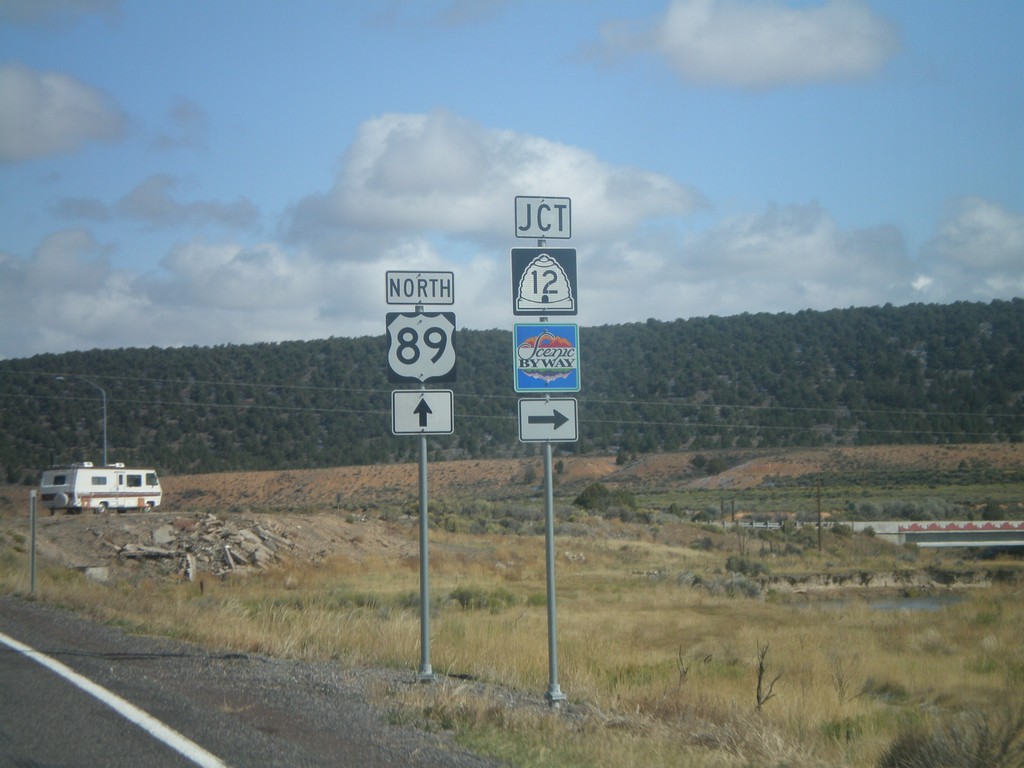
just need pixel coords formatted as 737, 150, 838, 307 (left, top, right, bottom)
817, 481, 822, 551
56, 376, 108, 466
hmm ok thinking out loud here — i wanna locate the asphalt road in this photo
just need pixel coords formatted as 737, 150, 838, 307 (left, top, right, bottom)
0, 595, 505, 768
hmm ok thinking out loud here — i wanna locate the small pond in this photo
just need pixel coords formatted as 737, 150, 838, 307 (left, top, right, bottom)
807, 593, 966, 612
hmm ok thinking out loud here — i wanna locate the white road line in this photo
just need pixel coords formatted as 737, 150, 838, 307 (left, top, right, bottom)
0, 629, 229, 768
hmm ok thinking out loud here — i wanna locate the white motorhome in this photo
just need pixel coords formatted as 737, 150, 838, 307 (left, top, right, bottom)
39, 462, 162, 513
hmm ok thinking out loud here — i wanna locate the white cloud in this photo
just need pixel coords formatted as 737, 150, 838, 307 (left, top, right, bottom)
925, 197, 1024, 270
4, 192, 1021, 359
3, 108, 1020, 360
160, 241, 323, 311
115, 175, 260, 230
52, 174, 260, 230
139, 242, 400, 346
596, 0, 900, 88
286, 109, 705, 251
583, 202, 914, 323
0, 230, 144, 356
916, 197, 1024, 301
0, 63, 125, 161
0, 231, 388, 358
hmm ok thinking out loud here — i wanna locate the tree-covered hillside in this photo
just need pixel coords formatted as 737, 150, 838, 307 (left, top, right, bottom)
2, 300, 1022, 481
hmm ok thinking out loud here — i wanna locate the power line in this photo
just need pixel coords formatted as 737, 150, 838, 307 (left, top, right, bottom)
3, 368, 1021, 422
2, 391, 1016, 444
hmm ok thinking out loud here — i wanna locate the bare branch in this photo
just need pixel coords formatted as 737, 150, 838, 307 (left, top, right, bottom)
755, 641, 783, 710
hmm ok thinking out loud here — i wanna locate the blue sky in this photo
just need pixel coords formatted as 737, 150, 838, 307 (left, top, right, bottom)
1, 0, 1021, 359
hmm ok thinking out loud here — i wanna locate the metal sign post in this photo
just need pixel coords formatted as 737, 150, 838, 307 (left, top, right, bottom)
542, 439, 566, 705
29, 490, 37, 594
388, 283, 457, 684
417, 427, 433, 682
512, 195, 576, 706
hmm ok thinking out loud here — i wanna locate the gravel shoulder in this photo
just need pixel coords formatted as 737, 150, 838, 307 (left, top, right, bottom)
0, 594, 511, 768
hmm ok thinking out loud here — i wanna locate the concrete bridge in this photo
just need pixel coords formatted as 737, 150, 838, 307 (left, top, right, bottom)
850, 521, 1024, 548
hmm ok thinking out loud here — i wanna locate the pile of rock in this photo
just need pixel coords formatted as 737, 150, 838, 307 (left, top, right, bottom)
114, 513, 294, 578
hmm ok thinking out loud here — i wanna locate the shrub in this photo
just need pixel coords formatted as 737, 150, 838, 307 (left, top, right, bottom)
573, 482, 611, 511
675, 571, 703, 588
616, 506, 651, 524
705, 456, 729, 476
692, 507, 718, 522
877, 706, 1024, 768
572, 482, 636, 513
449, 585, 518, 613
706, 574, 761, 598
822, 716, 863, 742
726, 555, 768, 577
860, 677, 909, 703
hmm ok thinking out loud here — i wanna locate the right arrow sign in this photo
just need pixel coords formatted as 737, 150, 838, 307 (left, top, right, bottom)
518, 398, 578, 443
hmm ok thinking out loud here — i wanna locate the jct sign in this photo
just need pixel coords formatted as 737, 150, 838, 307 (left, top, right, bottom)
515, 196, 571, 240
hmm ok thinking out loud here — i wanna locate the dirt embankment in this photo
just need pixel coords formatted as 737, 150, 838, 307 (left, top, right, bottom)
3, 444, 1022, 586
6, 443, 1022, 518
154, 442, 1024, 510
159, 456, 621, 511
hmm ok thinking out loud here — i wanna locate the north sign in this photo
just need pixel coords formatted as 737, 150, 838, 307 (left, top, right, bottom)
386, 271, 455, 305
511, 248, 578, 316
518, 398, 578, 443
392, 390, 454, 435
515, 196, 571, 239
513, 323, 580, 392
386, 312, 457, 383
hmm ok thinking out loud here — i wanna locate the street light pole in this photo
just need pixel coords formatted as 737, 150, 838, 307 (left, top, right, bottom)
56, 376, 108, 467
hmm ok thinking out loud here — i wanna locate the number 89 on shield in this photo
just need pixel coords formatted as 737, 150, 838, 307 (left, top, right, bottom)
386, 311, 457, 384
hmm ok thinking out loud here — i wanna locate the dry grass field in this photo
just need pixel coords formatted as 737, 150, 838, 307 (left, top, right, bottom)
2, 444, 1023, 767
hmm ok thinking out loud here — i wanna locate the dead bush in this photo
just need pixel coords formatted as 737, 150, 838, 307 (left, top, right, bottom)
877, 704, 1024, 768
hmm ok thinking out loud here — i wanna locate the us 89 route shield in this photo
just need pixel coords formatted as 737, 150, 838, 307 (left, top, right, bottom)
386, 311, 457, 384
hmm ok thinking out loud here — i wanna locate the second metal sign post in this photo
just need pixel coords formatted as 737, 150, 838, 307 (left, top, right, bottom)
511, 195, 578, 706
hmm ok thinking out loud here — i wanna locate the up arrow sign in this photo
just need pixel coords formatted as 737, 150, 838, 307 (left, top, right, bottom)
413, 397, 433, 427
518, 398, 578, 443
392, 390, 453, 435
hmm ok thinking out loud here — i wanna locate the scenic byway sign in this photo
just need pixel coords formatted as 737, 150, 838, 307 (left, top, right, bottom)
513, 323, 580, 392
392, 390, 454, 435
386, 311, 457, 383
518, 398, 578, 442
